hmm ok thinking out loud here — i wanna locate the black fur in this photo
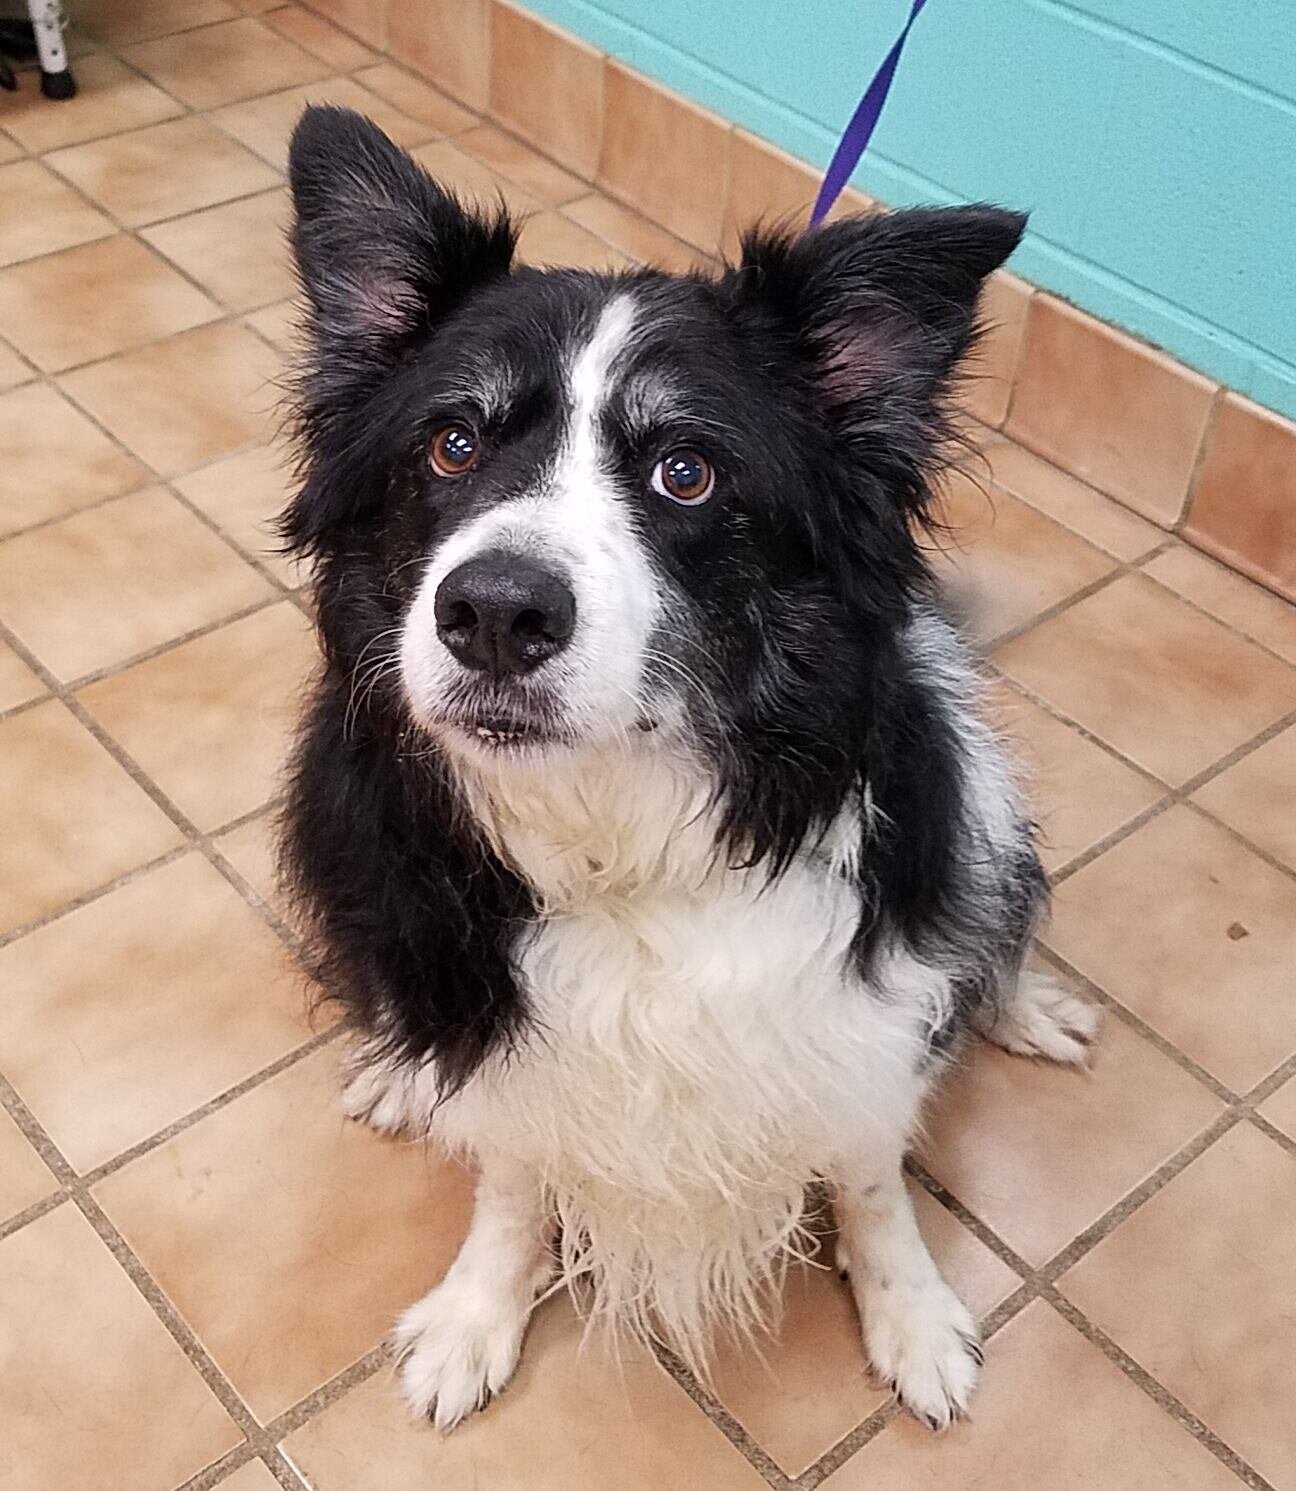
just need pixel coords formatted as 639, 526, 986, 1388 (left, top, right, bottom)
279, 105, 1041, 1090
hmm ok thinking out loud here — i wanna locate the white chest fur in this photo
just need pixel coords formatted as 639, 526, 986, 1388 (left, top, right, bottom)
428, 742, 936, 1360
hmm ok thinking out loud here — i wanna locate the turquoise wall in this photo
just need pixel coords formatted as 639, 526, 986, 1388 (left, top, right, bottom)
525, 0, 1296, 419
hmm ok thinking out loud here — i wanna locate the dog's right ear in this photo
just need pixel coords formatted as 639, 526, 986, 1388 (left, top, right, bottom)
288, 105, 515, 364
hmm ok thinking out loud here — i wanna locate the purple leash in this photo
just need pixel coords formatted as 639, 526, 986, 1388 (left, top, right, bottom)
809, 0, 930, 227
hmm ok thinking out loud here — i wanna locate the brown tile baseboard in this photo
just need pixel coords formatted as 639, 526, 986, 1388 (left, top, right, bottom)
302, 0, 1296, 605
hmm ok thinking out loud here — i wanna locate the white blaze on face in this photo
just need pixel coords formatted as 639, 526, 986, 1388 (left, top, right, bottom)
400, 293, 663, 745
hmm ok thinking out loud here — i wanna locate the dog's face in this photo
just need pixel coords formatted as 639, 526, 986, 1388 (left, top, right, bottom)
286, 107, 1022, 845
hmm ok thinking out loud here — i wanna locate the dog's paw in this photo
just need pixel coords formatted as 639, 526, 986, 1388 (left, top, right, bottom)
393, 1280, 529, 1430
859, 1273, 981, 1431
340, 1048, 423, 1136
982, 971, 1100, 1066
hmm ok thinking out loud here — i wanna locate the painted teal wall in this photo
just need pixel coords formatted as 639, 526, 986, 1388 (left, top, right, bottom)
525, 0, 1296, 419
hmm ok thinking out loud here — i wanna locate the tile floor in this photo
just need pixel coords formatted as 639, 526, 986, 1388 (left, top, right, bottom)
2, 7, 1295, 1490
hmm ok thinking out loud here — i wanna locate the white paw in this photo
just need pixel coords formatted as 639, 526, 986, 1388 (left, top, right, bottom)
851, 1262, 981, 1430
340, 1048, 424, 1136
983, 971, 1100, 1066
393, 1280, 529, 1430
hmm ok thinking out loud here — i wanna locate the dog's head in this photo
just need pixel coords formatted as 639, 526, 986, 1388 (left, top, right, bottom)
285, 106, 1022, 859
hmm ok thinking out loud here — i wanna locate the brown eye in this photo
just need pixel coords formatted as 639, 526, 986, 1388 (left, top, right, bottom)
652, 449, 714, 506
430, 424, 480, 477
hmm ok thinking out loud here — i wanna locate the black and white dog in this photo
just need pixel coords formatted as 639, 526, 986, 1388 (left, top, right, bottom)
280, 105, 1097, 1432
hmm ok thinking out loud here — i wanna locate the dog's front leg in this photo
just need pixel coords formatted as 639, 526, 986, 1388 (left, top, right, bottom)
394, 1155, 553, 1428
834, 1151, 980, 1430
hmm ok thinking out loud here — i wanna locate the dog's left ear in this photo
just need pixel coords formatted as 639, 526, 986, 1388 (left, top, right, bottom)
288, 104, 515, 364
727, 205, 1026, 499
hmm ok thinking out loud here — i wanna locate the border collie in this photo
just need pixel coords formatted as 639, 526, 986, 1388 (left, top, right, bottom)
280, 105, 1097, 1432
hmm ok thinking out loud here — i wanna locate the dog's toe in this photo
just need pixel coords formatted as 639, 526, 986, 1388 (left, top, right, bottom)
394, 1282, 528, 1430
862, 1276, 980, 1431
981, 971, 1101, 1066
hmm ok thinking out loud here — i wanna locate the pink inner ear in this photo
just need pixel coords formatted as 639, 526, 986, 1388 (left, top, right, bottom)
817, 311, 911, 403
337, 268, 421, 338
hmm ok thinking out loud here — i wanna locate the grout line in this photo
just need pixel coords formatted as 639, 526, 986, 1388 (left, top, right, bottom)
791, 1402, 901, 1489
81, 1026, 344, 1191
1033, 942, 1240, 1102
1249, 1110, 1296, 1159
1035, 1110, 1239, 1283
983, 563, 1131, 652
1044, 1290, 1278, 1491
1174, 383, 1226, 533
652, 1343, 790, 1490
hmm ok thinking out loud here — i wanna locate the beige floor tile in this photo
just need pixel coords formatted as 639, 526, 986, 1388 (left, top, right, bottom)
1193, 723, 1296, 870
0, 487, 274, 681
410, 137, 540, 218
517, 211, 634, 271
987, 441, 1164, 561
709, 1188, 1018, 1476
143, 188, 294, 311
824, 1301, 1240, 1491
77, 601, 316, 830
994, 687, 1163, 872
48, 116, 279, 227
0, 337, 33, 391
216, 1462, 282, 1491
174, 441, 303, 583
1048, 806, 1296, 1093
0, 1108, 56, 1223
1143, 542, 1296, 666
562, 193, 708, 272
60, 321, 279, 476
0, 853, 315, 1172
0, 129, 21, 164
1, 383, 145, 534
353, 61, 477, 134
1060, 1123, 1296, 1489
284, 1294, 770, 1491
0, 699, 182, 935
0, 1205, 240, 1491
0, 160, 114, 266
264, 5, 377, 70
457, 123, 586, 204
996, 573, 1296, 785
0, 234, 220, 372
78, 0, 238, 45
922, 1015, 1222, 1267
930, 474, 1116, 645
0, 54, 181, 153
0, 638, 45, 713
244, 296, 300, 352
97, 1044, 471, 1420
124, 17, 330, 109
1258, 1077, 1296, 1142
213, 75, 439, 172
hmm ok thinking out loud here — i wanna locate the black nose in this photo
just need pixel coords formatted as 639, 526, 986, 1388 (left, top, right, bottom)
434, 552, 577, 676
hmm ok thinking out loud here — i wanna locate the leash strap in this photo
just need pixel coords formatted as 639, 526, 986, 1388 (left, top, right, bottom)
809, 0, 929, 227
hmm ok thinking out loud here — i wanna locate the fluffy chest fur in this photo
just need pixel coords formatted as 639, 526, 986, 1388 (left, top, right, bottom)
430, 745, 934, 1358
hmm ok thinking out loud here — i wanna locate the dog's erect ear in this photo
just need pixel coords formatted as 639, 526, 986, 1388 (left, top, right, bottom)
288, 104, 515, 360
727, 205, 1025, 511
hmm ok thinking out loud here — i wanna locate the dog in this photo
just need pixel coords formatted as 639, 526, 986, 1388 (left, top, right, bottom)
279, 104, 1098, 1432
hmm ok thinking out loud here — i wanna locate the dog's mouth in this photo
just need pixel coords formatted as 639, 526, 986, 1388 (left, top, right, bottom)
464, 714, 553, 750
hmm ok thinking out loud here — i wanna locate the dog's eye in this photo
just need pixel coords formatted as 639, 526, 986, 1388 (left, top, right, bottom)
652, 449, 714, 506
429, 424, 480, 477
